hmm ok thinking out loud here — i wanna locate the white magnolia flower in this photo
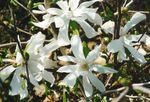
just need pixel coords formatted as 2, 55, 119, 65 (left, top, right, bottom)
0, 32, 55, 99
101, 12, 147, 64
33, 0, 102, 54
57, 35, 117, 97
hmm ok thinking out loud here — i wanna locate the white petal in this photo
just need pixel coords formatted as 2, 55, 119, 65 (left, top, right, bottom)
42, 70, 55, 86
58, 56, 77, 63
9, 69, 28, 100
69, 0, 80, 10
88, 72, 105, 92
117, 48, 127, 62
86, 46, 100, 63
40, 56, 57, 68
26, 32, 45, 54
140, 34, 150, 46
32, 10, 46, 14
83, 76, 93, 97
16, 52, 23, 65
75, 19, 97, 38
32, 18, 51, 30
71, 35, 85, 61
54, 17, 65, 28
57, 1, 69, 11
29, 73, 39, 87
57, 22, 70, 46
125, 44, 147, 64
47, 8, 62, 15
92, 65, 117, 73
79, 0, 99, 8
38, 5, 46, 11
101, 20, 115, 34
123, 12, 146, 34
32, 5, 46, 14
107, 38, 124, 53
0, 66, 16, 81
87, 13, 103, 26
57, 65, 78, 73
60, 73, 77, 88
39, 39, 60, 55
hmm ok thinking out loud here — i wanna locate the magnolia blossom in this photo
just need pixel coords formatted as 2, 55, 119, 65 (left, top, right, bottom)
101, 12, 147, 64
57, 35, 117, 97
33, 0, 102, 54
0, 32, 55, 99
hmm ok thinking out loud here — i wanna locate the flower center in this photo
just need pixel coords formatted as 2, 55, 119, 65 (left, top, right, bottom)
64, 11, 73, 19
80, 62, 89, 71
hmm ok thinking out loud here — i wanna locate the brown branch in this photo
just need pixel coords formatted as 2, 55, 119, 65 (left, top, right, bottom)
114, 0, 122, 70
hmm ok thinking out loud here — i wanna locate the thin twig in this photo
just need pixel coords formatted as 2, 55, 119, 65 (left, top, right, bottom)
0, 42, 27, 48
102, 86, 126, 95
13, 0, 38, 21
8, 1, 31, 94
113, 87, 129, 102
125, 95, 150, 101
0, 40, 51, 48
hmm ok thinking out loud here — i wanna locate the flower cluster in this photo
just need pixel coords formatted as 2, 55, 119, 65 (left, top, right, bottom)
0, 0, 149, 100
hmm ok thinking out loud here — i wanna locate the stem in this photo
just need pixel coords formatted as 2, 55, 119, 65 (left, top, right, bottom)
114, 0, 122, 70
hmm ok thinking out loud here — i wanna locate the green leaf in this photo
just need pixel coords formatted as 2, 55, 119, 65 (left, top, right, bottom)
82, 41, 90, 58
70, 21, 79, 35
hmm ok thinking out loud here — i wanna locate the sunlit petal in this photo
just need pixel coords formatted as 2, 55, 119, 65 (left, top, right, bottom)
71, 35, 85, 61
83, 76, 93, 97
123, 12, 146, 35
88, 72, 105, 93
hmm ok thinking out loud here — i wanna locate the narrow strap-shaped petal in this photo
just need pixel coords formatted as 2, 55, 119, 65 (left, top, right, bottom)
39, 39, 60, 56
0, 65, 16, 81
42, 70, 55, 86
32, 10, 46, 14
57, 1, 69, 11
101, 20, 115, 34
26, 32, 45, 54
58, 56, 77, 63
107, 38, 124, 53
60, 73, 77, 88
71, 35, 85, 61
38, 5, 46, 11
54, 16, 65, 28
47, 8, 62, 15
87, 13, 103, 26
91, 65, 117, 73
79, 0, 99, 8
32, 18, 52, 30
74, 18, 97, 38
87, 72, 105, 93
57, 65, 79, 73
9, 69, 28, 100
57, 22, 70, 46
123, 12, 146, 35
83, 76, 93, 97
69, 0, 80, 10
125, 44, 147, 64
86, 46, 100, 64
32, 5, 46, 14
117, 48, 127, 62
